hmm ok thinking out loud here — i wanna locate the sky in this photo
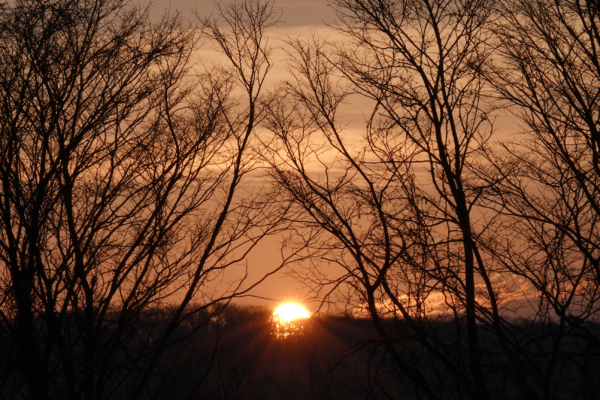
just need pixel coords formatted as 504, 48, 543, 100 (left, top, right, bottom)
145, 0, 526, 313
148, 0, 342, 310
150, 0, 337, 27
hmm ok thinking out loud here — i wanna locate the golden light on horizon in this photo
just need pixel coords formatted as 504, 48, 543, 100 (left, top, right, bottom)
271, 303, 310, 339
273, 303, 310, 323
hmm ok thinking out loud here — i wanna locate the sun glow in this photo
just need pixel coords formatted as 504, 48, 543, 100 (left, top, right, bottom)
273, 303, 310, 323
271, 303, 310, 338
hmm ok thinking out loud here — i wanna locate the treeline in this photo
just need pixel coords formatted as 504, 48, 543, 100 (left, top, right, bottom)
1, 0, 600, 399
3, 304, 596, 399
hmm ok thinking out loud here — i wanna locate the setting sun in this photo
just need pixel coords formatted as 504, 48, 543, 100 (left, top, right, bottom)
273, 303, 310, 323
271, 303, 311, 339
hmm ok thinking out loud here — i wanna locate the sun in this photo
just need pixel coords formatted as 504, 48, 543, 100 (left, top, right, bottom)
271, 303, 310, 338
273, 303, 310, 323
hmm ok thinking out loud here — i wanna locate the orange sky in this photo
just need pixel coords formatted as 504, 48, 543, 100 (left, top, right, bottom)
145, 0, 526, 312
148, 0, 339, 310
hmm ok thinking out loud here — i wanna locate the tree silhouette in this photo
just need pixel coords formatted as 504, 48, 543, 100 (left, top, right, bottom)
0, 0, 283, 399
265, 0, 600, 399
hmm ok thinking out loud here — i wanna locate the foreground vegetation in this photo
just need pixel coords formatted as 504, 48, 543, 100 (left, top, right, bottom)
3, 304, 598, 399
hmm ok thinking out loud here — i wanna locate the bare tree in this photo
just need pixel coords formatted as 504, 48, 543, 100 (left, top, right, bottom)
0, 0, 283, 399
262, 0, 600, 398
486, 0, 600, 321
478, 0, 600, 397
262, 0, 566, 399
